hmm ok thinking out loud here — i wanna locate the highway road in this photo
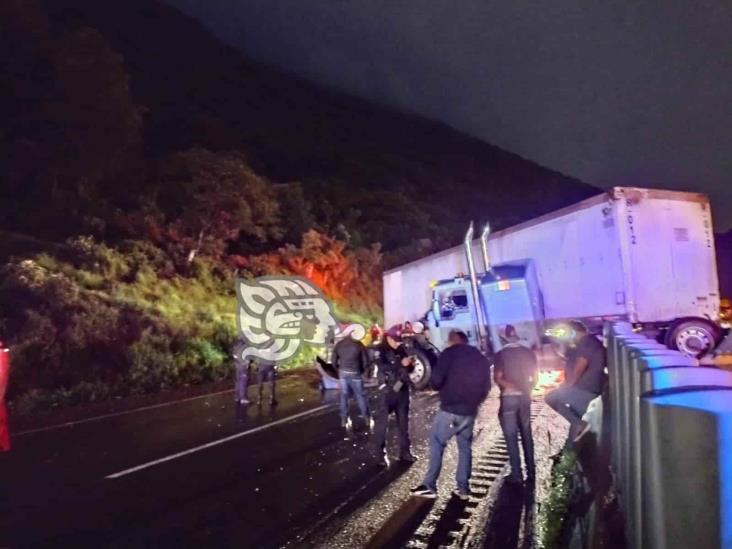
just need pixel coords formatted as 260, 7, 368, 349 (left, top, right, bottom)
0, 373, 565, 548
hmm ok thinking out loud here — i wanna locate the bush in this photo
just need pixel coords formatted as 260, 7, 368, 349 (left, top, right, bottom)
537, 450, 578, 549
0, 230, 383, 414
126, 331, 178, 392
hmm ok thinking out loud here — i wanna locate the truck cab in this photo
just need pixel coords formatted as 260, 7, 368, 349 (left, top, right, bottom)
425, 260, 545, 353
426, 275, 479, 350
478, 261, 545, 352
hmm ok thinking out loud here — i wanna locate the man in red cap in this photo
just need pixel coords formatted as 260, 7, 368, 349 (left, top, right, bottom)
373, 325, 416, 465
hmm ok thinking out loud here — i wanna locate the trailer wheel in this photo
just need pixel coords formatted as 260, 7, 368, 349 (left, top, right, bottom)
665, 319, 720, 357
408, 348, 433, 390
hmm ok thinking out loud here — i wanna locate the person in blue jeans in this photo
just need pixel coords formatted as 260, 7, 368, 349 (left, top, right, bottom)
494, 325, 537, 484
545, 321, 607, 444
332, 332, 372, 430
412, 330, 491, 500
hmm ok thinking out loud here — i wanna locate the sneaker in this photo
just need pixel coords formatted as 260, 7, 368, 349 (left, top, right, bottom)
366, 415, 376, 432
399, 452, 417, 463
341, 417, 353, 430
452, 489, 470, 501
411, 485, 437, 499
573, 421, 591, 443
376, 452, 389, 467
239, 398, 251, 405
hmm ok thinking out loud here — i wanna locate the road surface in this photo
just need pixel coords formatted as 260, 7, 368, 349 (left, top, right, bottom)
0, 373, 566, 548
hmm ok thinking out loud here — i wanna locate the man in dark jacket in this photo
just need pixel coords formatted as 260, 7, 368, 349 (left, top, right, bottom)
373, 325, 416, 465
333, 332, 372, 429
494, 325, 538, 484
412, 330, 491, 499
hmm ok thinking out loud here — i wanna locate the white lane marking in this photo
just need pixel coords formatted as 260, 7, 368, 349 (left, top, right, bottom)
105, 404, 335, 479
15, 389, 236, 437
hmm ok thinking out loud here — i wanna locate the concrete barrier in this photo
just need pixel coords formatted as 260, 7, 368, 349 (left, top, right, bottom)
606, 322, 732, 549
607, 329, 648, 480
640, 389, 732, 549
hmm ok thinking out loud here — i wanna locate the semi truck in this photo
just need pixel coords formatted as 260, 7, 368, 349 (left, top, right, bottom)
384, 187, 723, 387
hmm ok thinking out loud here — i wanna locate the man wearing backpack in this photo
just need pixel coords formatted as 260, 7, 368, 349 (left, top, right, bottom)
493, 325, 538, 485
411, 330, 491, 500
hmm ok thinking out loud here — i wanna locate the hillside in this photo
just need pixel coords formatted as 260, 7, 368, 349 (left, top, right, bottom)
41, 0, 596, 262
1, 0, 597, 412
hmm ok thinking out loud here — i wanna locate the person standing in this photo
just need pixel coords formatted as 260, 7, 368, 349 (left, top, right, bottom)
0, 340, 10, 452
232, 339, 252, 405
493, 325, 537, 485
333, 332, 372, 430
369, 320, 382, 345
412, 330, 491, 500
257, 343, 279, 407
257, 361, 278, 406
374, 326, 416, 466
545, 321, 607, 443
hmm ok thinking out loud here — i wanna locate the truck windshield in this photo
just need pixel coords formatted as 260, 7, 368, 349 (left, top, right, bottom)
452, 292, 468, 308
435, 289, 469, 320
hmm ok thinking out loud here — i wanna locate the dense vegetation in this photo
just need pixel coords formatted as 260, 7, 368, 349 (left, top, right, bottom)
0, 0, 598, 412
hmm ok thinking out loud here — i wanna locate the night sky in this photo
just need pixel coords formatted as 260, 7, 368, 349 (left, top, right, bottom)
165, 1, 732, 230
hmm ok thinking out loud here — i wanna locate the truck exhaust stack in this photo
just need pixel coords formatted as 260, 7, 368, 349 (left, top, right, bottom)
464, 222, 488, 352
480, 222, 492, 274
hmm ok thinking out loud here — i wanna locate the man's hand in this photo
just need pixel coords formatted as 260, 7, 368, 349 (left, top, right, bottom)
401, 356, 413, 367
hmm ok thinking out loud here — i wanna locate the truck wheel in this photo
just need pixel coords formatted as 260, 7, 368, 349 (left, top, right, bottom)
665, 319, 720, 357
408, 348, 433, 390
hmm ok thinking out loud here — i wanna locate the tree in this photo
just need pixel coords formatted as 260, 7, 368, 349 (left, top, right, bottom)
273, 182, 315, 245
0, 0, 142, 237
154, 148, 281, 265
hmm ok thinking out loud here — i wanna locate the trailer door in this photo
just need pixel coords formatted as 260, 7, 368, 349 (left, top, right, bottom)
666, 202, 719, 319
625, 195, 719, 322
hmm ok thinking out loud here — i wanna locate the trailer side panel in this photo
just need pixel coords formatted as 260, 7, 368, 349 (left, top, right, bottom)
488, 199, 627, 321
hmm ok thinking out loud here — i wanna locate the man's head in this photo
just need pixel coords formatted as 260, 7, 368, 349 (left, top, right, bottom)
385, 325, 402, 349
504, 324, 519, 343
568, 320, 587, 335
448, 330, 469, 346
568, 321, 588, 345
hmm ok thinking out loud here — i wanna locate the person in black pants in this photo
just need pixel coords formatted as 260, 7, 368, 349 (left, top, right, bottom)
493, 325, 537, 485
373, 325, 416, 466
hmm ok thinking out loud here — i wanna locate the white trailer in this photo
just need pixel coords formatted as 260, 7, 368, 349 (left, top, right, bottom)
384, 187, 721, 355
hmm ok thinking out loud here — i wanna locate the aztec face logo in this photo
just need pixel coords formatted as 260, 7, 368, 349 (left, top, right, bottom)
235, 276, 365, 365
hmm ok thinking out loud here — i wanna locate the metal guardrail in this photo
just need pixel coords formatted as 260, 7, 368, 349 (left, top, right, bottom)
606, 322, 732, 549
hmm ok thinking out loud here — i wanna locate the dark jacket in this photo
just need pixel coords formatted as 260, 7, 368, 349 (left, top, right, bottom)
333, 337, 370, 377
431, 343, 491, 416
376, 342, 412, 394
